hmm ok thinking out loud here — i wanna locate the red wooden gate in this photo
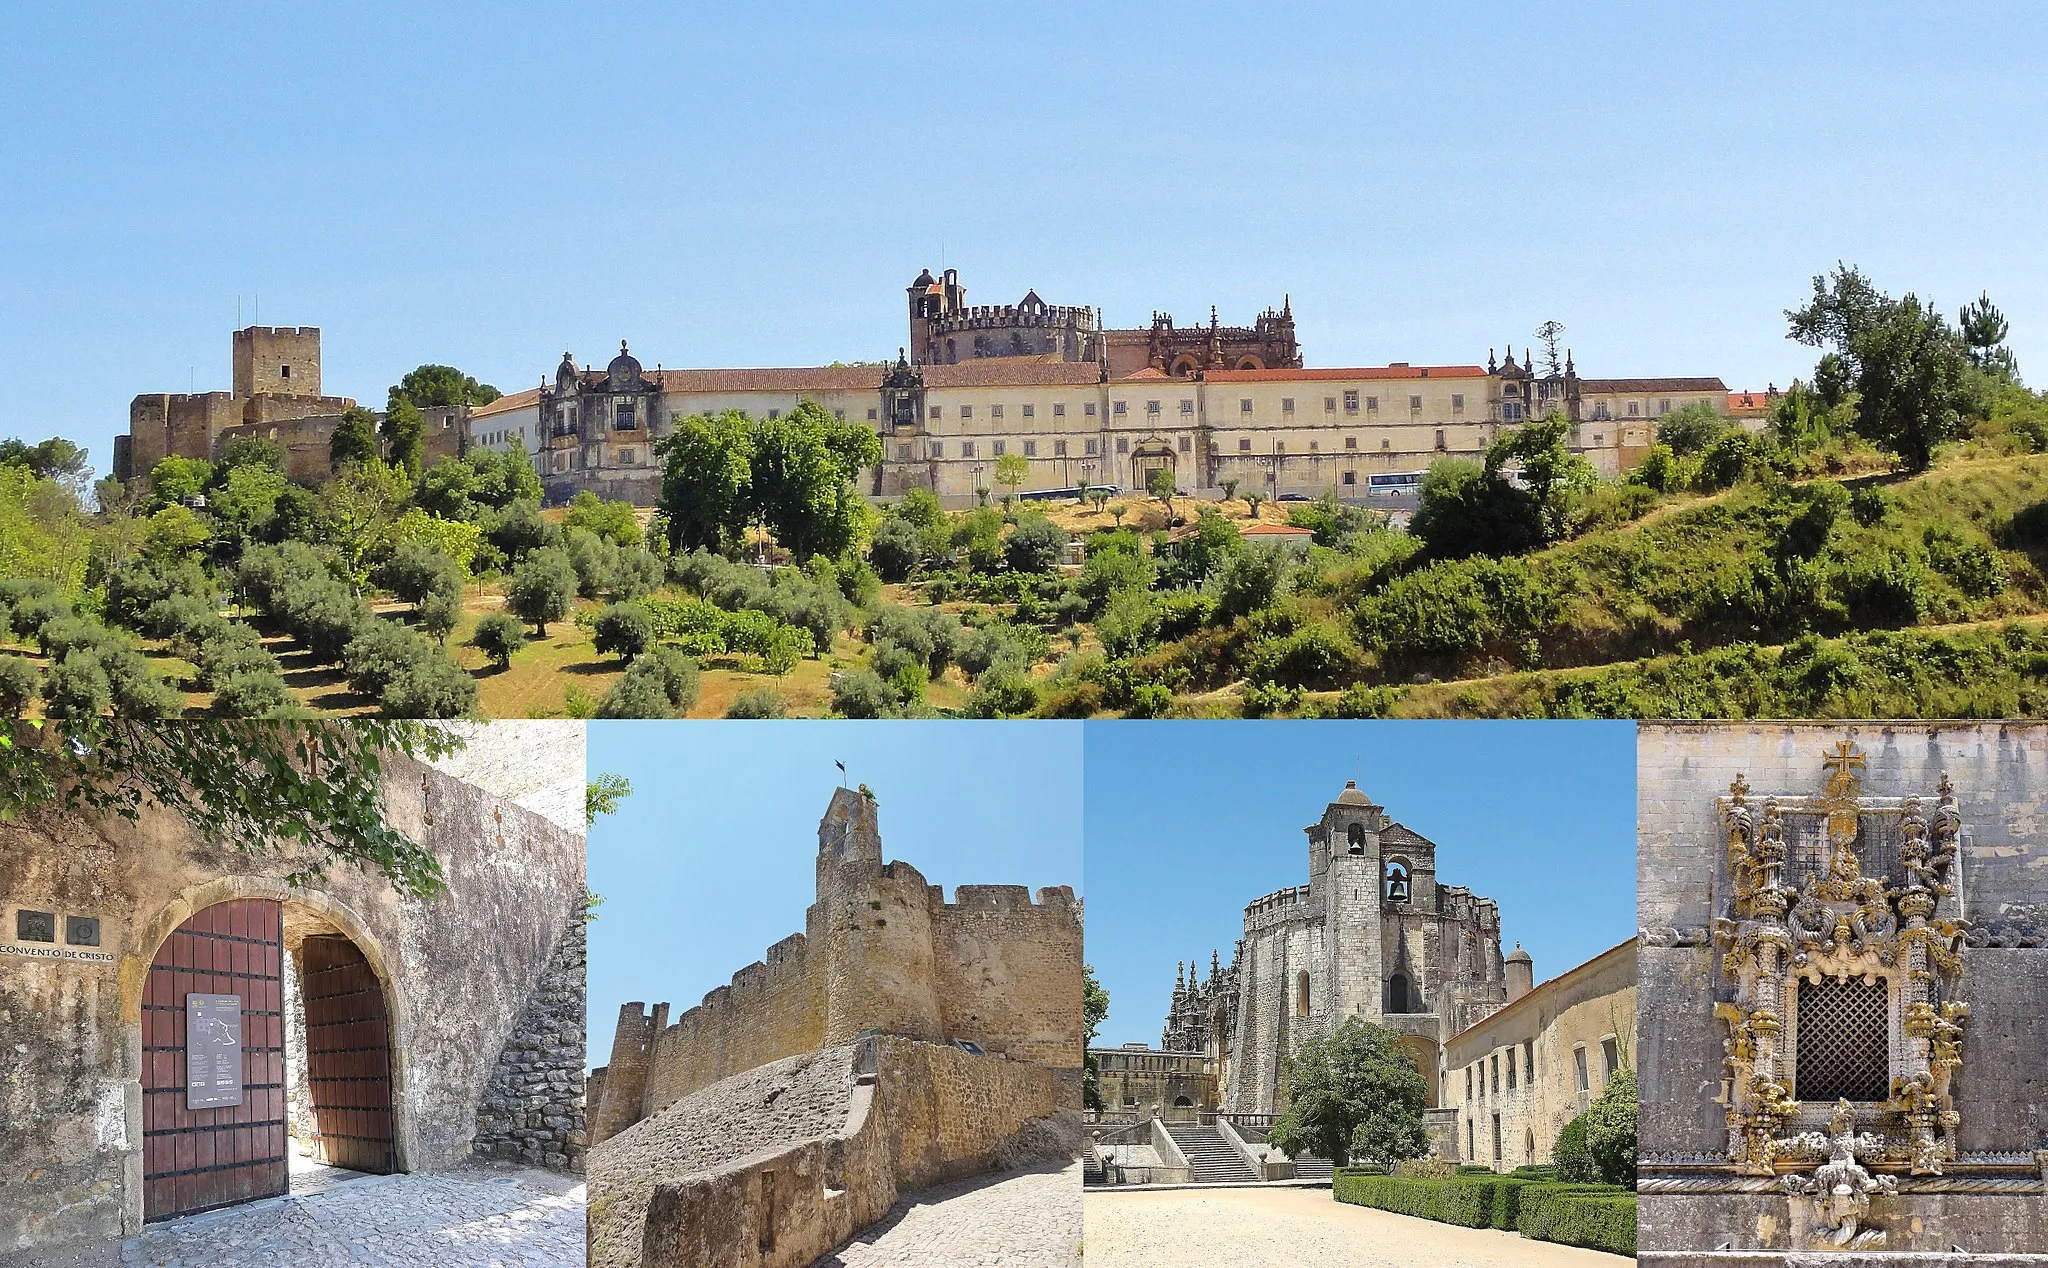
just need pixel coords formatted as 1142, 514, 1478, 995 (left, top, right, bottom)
299, 933, 395, 1173
142, 899, 288, 1222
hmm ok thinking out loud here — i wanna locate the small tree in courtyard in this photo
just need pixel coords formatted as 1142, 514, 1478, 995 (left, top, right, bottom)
1267, 1016, 1428, 1168
1082, 965, 1110, 1112
1220, 477, 1240, 504
1147, 467, 1178, 527
994, 450, 1029, 512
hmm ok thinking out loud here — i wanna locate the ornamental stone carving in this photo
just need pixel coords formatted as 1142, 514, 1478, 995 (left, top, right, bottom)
1713, 741, 1970, 1181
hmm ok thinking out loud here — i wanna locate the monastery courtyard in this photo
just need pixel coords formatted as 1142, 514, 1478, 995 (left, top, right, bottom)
1082, 1186, 1626, 1267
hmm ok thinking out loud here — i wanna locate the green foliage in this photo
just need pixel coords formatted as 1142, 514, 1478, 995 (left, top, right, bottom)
378, 654, 477, 718
470, 611, 526, 669
1788, 265, 1978, 472
0, 654, 38, 714
1410, 459, 1540, 560
341, 620, 437, 699
564, 491, 644, 547
484, 499, 559, 563
329, 405, 381, 469
870, 516, 923, 581
747, 401, 881, 561
593, 602, 655, 662
1516, 1186, 1637, 1257
1004, 516, 1067, 574
1077, 532, 1154, 613
1585, 1067, 1637, 1188
1267, 1016, 1429, 1168
595, 669, 673, 718
147, 455, 215, 510
1213, 542, 1290, 621
380, 398, 426, 475
1553, 1115, 1595, 1182
0, 436, 91, 490
506, 547, 576, 634
1355, 556, 1558, 663
1246, 622, 1359, 689
830, 667, 901, 719
209, 666, 293, 717
656, 409, 755, 553
724, 686, 789, 719
0, 467, 92, 590
1655, 401, 1732, 455
417, 448, 542, 520
389, 364, 500, 409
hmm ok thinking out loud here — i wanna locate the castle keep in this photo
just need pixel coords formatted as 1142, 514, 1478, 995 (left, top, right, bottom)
121, 326, 359, 482
586, 787, 1084, 1268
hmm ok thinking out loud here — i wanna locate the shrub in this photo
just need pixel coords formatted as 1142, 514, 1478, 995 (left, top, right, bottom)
1553, 1115, 1596, 1183
965, 664, 1039, 718
867, 604, 961, 678
507, 547, 577, 635
1004, 517, 1068, 574
1125, 681, 1173, 718
631, 645, 701, 713
104, 650, 183, 719
1214, 543, 1290, 620
471, 611, 526, 669
43, 650, 112, 718
1245, 623, 1358, 689
38, 615, 116, 661
1517, 1185, 1637, 1256
1585, 1067, 1637, 1188
106, 554, 216, 631
725, 686, 790, 719
1095, 590, 1159, 659
870, 516, 923, 582
596, 671, 673, 718
211, 667, 293, 717
378, 653, 476, 719
194, 624, 276, 691
830, 667, 900, 719
1330, 1171, 1530, 1231
0, 653, 38, 715
417, 588, 462, 643
484, 499, 557, 562
378, 540, 461, 609
593, 602, 656, 662
341, 620, 434, 699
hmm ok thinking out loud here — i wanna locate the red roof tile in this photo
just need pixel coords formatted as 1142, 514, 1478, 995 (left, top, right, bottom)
1204, 365, 1488, 383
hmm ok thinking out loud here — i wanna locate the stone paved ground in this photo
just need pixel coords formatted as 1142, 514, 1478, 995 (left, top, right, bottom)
120, 1164, 584, 1267
1083, 1186, 1628, 1267
818, 1161, 1083, 1267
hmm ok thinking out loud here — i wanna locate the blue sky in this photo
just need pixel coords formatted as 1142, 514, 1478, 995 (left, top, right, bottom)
583, 721, 1083, 1069
1083, 722, 1636, 1048
5, 4, 2045, 481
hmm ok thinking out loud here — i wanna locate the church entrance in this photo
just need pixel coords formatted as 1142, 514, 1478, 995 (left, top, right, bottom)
141, 898, 395, 1224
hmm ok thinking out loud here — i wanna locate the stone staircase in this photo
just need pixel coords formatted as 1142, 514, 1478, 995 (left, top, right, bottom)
1288, 1154, 1334, 1182
1165, 1123, 1260, 1184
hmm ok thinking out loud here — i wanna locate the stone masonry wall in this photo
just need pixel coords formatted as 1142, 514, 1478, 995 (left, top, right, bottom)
471, 908, 587, 1172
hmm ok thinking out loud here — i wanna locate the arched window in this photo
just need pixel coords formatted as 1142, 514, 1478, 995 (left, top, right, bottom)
1173, 1095, 1193, 1107
1387, 973, 1412, 1014
1346, 823, 1366, 855
1384, 860, 1411, 902
1296, 970, 1311, 1017
1525, 1128, 1536, 1163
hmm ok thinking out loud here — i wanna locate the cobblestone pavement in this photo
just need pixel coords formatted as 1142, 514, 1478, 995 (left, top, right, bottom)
819, 1161, 1083, 1267
1083, 1185, 1626, 1267
121, 1165, 584, 1267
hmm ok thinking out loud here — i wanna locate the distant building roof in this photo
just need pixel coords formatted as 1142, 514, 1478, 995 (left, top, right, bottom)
1205, 365, 1488, 383
1726, 389, 1777, 416
1578, 376, 1729, 394
470, 386, 542, 418
650, 366, 885, 393
1240, 522, 1313, 537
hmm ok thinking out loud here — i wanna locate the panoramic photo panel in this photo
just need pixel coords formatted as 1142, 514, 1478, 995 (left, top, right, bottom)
1080, 720, 1638, 1265
1637, 722, 2048, 1260
582, 720, 1086, 1267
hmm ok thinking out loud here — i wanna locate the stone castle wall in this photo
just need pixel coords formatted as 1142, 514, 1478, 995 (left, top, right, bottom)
595, 789, 1083, 1144
470, 909, 588, 1172
0, 747, 585, 1248
595, 1035, 1073, 1268
1637, 722, 2048, 1256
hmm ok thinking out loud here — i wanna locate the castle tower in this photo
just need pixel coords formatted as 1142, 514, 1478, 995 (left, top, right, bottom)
810, 787, 943, 1046
233, 326, 322, 398
906, 267, 964, 364
1306, 780, 1388, 1029
588, 1000, 666, 1147
1505, 943, 1533, 1002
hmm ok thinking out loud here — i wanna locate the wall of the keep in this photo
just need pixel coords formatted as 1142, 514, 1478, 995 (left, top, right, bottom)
0, 749, 585, 1248
932, 885, 1084, 1074
470, 909, 588, 1172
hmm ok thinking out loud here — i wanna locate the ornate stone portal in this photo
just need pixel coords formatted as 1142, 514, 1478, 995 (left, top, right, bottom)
1713, 741, 1971, 1250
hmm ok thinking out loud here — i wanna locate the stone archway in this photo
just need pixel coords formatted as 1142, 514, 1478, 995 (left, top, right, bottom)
125, 878, 410, 1232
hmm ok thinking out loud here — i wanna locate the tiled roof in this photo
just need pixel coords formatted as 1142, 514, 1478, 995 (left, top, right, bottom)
1240, 522, 1313, 536
470, 386, 542, 418
1204, 365, 1488, 383
650, 366, 884, 393
923, 361, 1103, 388
1726, 390, 1775, 415
1578, 376, 1729, 394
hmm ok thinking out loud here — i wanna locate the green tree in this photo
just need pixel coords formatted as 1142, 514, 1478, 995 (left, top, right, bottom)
0, 720, 464, 897
585, 772, 632, 827
592, 602, 655, 662
0, 437, 92, 494
1959, 292, 2019, 382
751, 401, 880, 562
1148, 467, 1178, 525
380, 398, 426, 476
1219, 477, 1240, 503
470, 610, 526, 670
1585, 1066, 1637, 1187
147, 455, 215, 510
1004, 516, 1067, 574
1655, 401, 1732, 455
564, 491, 645, 547
330, 405, 381, 469
1082, 965, 1110, 1112
1788, 265, 1977, 472
654, 409, 754, 553
389, 364, 501, 409
506, 547, 576, 635
1266, 1016, 1429, 1168
993, 450, 1029, 509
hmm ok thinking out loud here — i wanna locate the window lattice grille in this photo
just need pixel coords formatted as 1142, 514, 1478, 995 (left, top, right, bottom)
1796, 977, 1888, 1102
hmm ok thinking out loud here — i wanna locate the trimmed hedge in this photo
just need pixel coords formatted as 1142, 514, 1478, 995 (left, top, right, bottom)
1334, 1169, 1635, 1257
1518, 1184, 1636, 1257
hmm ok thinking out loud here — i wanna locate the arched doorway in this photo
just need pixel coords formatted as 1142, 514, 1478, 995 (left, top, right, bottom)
1387, 972, 1412, 1014
141, 898, 395, 1224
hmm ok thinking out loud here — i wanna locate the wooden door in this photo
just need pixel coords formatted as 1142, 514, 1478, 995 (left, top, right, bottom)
299, 933, 395, 1173
142, 899, 288, 1222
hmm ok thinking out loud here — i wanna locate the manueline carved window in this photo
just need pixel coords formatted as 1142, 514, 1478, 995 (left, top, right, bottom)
1796, 977, 1889, 1102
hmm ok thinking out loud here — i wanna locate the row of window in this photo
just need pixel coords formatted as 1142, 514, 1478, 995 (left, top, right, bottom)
1461, 1035, 1620, 1104
925, 393, 1476, 423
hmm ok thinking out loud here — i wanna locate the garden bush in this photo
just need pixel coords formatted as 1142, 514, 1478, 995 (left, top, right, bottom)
593, 602, 656, 662
0, 653, 39, 714
1517, 1184, 1637, 1256
1332, 1169, 1636, 1256
471, 611, 527, 669
724, 686, 789, 719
